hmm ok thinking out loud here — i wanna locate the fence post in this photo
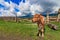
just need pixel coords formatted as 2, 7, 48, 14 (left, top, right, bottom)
46, 12, 49, 24
57, 9, 60, 22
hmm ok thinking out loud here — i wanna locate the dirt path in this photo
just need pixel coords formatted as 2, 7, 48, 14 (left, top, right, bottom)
0, 32, 44, 40
0, 31, 33, 40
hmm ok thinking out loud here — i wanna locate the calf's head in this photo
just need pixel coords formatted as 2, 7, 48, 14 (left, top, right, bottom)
32, 14, 40, 23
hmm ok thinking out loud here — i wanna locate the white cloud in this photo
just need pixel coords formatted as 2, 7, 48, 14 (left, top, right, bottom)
50, 0, 60, 6
18, 0, 31, 16
0, 8, 15, 17
0, 0, 17, 17
0, 0, 32, 17
19, 0, 30, 11
2, 10, 14, 17
51, 6, 60, 13
30, 4, 43, 15
0, 8, 4, 16
49, 0, 60, 11
17, 12, 22, 16
18, 0, 43, 15
53, 6, 60, 11
29, 0, 60, 14
0, 0, 4, 4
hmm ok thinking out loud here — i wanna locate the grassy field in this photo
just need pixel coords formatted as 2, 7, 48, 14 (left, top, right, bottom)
0, 20, 60, 40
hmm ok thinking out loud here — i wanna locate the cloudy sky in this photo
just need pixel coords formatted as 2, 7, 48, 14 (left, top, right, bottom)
0, 0, 60, 17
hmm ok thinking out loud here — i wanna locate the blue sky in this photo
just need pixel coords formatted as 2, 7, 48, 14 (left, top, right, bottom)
5, 0, 25, 5
0, 0, 60, 17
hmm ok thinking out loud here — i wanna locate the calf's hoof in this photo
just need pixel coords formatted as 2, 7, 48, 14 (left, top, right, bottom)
42, 34, 44, 38
37, 33, 39, 36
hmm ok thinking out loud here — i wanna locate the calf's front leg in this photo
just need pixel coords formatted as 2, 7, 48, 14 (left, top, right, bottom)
41, 28, 44, 38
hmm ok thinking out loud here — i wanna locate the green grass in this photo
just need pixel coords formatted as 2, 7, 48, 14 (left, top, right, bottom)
0, 20, 60, 40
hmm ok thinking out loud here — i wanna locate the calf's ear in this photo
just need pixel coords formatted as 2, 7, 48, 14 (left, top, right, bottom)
38, 15, 40, 17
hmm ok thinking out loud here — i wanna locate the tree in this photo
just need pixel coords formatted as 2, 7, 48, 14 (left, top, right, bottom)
13, 11, 18, 22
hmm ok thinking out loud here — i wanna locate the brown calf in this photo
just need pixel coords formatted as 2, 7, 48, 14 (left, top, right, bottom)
32, 14, 45, 38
